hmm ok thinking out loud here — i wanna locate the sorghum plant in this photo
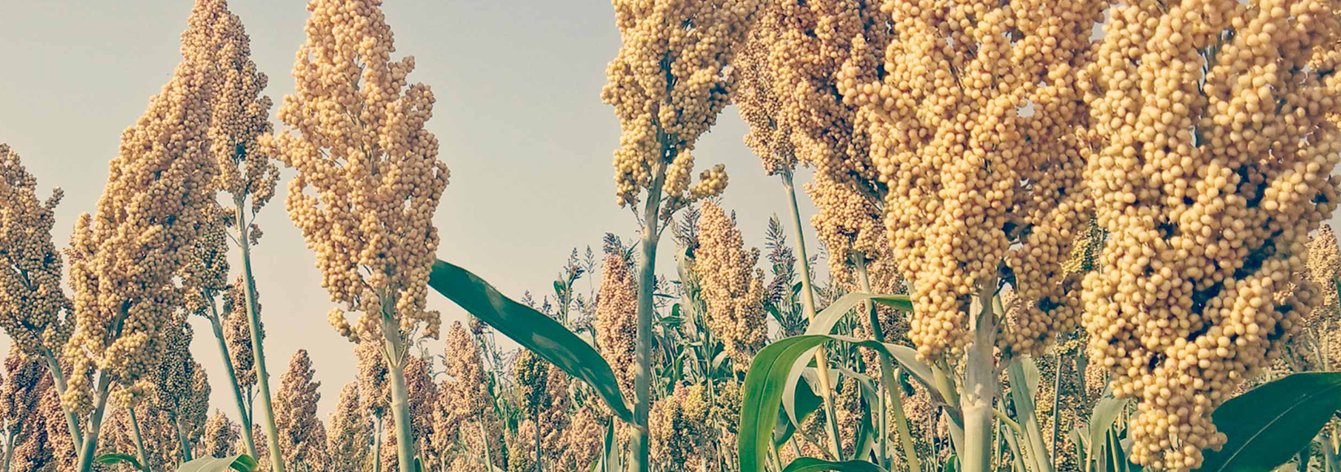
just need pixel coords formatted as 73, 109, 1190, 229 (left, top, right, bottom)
267, 0, 450, 469
602, 0, 764, 466
276, 349, 327, 470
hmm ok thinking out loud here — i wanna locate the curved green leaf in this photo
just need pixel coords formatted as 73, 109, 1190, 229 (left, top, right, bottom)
739, 333, 932, 472
781, 457, 888, 472
1197, 372, 1341, 472
96, 453, 144, 471
176, 454, 257, 472
740, 336, 833, 472
428, 259, 634, 424
1087, 395, 1129, 469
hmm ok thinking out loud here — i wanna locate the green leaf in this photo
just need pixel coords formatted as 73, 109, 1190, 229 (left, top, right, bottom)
428, 259, 634, 424
176, 454, 257, 472
1196, 372, 1341, 472
1088, 395, 1130, 470
781, 457, 888, 472
773, 374, 822, 448
96, 453, 144, 470
739, 333, 932, 472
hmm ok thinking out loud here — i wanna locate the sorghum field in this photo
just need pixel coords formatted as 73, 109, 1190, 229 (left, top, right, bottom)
2, 0, 1341, 471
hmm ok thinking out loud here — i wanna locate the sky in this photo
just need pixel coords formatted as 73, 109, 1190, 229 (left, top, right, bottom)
0, 1, 821, 420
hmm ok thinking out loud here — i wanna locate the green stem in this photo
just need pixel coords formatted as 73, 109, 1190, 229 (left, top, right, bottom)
3, 429, 15, 472
234, 199, 285, 472
781, 171, 844, 459
382, 327, 417, 472
174, 414, 193, 463
479, 420, 494, 471
206, 296, 258, 458
1007, 359, 1053, 472
534, 411, 542, 472
960, 286, 997, 472
853, 255, 920, 472
74, 371, 111, 472
39, 347, 83, 449
374, 414, 383, 472
1050, 349, 1063, 471
631, 155, 667, 472
128, 406, 150, 471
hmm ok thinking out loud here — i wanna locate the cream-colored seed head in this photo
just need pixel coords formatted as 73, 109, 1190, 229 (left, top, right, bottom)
326, 382, 372, 471
0, 145, 71, 359
269, 0, 449, 353
1083, 0, 1341, 469
63, 52, 218, 415
276, 349, 328, 469
694, 202, 768, 369
203, 410, 241, 459
840, 0, 1101, 360
221, 277, 260, 389
433, 321, 492, 463
602, 0, 763, 207
734, 0, 888, 187
595, 253, 639, 396
355, 338, 390, 417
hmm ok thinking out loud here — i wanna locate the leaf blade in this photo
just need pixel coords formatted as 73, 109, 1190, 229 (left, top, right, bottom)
427, 259, 634, 423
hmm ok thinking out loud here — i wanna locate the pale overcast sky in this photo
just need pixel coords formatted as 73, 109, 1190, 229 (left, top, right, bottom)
0, 1, 820, 419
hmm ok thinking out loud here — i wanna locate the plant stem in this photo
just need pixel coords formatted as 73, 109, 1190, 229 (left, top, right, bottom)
206, 296, 258, 458
74, 371, 111, 472
631, 155, 668, 472
853, 255, 921, 472
382, 324, 416, 472
234, 199, 285, 472
780, 171, 844, 459
1007, 359, 1053, 472
39, 346, 83, 449
479, 421, 494, 471
128, 405, 150, 471
534, 411, 543, 472
1325, 426, 1340, 472
960, 286, 998, 472
374, 414, 383, 472
175, 415, 193, 462
1050, 349, 1063, 471
3, 429, 15, 472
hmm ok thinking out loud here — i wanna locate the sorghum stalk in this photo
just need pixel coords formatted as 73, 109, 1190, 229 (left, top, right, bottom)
632, 159, 665, 468
960, 287, 997, 472
1050, 351, 1063, 469
602, 0, 760, 464
127, 406, 149, 471
205, 297, 256, 457
853, 256, 919, 472
781, 171, 843, 459
73, 372, 110, 472
235, 199, 283, 471
37, 347, 81, 449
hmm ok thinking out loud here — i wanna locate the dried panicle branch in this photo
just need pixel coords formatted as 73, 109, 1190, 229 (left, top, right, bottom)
595, 253, 638, 396
1083, 0, 1341, 468
840, 0, 1104, 359
693, 202, 768, 369
276, 349, 327, 470
269, 0, 449, 351
0, 144, 71, 357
